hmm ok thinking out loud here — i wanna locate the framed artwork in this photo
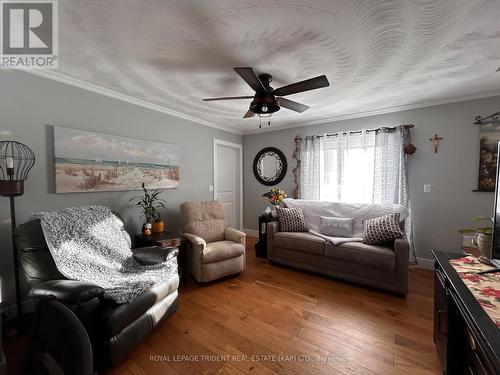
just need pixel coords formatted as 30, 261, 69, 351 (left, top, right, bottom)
477, 124, 500, 192
54, 126, 179, 193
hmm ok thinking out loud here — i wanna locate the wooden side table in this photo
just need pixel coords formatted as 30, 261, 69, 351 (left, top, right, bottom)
134, 232, 187, 284
255, 215, 275, 258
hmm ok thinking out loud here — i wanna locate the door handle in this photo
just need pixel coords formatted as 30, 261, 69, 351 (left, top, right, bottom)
437, 310, 447, 335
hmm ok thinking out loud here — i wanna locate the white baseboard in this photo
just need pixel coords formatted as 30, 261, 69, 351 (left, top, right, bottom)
243, 228, 259, 238
415, 257, 435, 270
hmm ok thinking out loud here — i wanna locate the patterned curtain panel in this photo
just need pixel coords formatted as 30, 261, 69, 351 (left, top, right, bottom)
299, 136, 321, 200
298, 126, 415, 262
373, 127, 414, 262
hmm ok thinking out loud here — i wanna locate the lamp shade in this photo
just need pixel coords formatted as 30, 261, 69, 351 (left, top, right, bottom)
0, 141, 35, 196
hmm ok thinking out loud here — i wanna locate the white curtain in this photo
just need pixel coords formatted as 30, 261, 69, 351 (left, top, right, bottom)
299, 127, 415, 262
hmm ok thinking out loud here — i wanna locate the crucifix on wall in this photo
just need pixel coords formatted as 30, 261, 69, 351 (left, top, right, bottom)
429, 134, 444, 153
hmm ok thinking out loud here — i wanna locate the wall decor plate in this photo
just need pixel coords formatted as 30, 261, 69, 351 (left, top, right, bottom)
53, 126, 179, 193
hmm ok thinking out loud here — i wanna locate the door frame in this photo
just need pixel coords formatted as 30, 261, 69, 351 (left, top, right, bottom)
213, 138, 243, 230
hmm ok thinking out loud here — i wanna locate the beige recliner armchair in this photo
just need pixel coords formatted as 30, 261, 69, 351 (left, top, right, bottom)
180, 201, 246, 282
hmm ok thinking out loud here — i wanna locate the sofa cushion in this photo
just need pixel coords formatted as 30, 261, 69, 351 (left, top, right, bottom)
202, 240, 245, 264
274, 232, 325, 255
324, 242, 395, 270
101, 275, 179, 338
363, 213, 404, 244
277, 207, 308, 232
320, 216, 354, 237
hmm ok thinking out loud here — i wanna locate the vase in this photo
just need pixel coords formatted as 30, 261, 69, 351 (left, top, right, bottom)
475, 233, 492, 258
153, 220, 164, 233
271, 206, 279, 218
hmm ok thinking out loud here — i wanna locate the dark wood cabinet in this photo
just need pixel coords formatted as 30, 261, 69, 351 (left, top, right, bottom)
135, 232, 187, 284
255, 215, 275, 258
432, 251, 500, 374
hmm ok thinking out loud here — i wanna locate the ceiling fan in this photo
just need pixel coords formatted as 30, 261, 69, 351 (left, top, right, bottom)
202, 67, 330, 119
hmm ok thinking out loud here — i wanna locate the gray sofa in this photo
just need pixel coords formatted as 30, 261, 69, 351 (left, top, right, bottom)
267, 221, 409, 295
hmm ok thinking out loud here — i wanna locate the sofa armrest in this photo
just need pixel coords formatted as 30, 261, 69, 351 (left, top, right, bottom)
225, 227, 246, 245
394, 238, 410, 295
394, 238, 409, 260
30, 280, 104, 304
132, 246, 179, 265
267, 221, 279, 258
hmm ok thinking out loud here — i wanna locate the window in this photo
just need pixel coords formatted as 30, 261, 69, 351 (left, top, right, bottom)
319, 132, 376, 203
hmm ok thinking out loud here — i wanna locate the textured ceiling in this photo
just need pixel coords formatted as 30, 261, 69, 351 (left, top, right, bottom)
56, 0, 500, 132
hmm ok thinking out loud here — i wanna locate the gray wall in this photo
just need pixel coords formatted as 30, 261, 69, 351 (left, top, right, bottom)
243, 95, 500, 262
0, 71, 241, 305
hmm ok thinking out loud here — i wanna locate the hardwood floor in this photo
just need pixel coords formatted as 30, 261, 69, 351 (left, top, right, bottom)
107, 237, 441, 375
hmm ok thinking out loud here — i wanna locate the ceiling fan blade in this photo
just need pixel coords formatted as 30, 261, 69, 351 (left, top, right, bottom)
234, 67, 267, 93
273, 75, 330, 97
278, 97, 310, 113
202, 96, 254, 101
243, 110, 255, 118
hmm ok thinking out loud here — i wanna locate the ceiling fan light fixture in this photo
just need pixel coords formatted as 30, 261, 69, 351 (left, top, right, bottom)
257, 113, 272, 118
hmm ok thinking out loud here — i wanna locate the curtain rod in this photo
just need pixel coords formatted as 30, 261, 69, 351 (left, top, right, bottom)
474, 111, 500, 124
296, 124, 414, 140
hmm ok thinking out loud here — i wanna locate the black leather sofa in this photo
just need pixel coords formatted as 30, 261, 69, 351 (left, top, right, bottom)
14, 217, 180, 369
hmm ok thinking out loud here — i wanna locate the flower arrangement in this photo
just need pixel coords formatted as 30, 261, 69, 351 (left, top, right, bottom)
262, 187, 287, 206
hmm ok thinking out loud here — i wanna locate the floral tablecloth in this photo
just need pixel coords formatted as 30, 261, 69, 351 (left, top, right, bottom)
449, 256, 500, 328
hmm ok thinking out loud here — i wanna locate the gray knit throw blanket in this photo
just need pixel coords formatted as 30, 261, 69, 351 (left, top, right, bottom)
39, 206, 178, 304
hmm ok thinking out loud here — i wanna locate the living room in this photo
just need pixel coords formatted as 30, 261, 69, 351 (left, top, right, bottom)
1, 1, 500, 374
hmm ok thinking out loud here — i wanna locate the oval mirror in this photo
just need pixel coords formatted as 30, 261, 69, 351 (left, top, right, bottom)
253, 147, 287, 186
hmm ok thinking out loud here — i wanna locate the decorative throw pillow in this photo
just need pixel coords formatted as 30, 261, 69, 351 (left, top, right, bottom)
363, 213, 404, 244
277, 207, 309, 232
320, 216, 354, 237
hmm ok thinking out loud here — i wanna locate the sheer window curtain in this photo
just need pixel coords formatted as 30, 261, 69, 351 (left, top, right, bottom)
299, 127, 415, 262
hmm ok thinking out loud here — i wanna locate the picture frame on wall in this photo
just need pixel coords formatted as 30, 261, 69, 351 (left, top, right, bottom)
53, 126, 180, 193
477, 123, 500, 192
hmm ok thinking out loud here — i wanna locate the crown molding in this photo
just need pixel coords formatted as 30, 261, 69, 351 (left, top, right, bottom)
22, 70, 500, 137
242, 88, 500, 135
23, 70, 244, 135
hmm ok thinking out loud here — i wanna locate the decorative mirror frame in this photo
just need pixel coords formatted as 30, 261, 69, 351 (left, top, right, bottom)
253, 147, 288, 186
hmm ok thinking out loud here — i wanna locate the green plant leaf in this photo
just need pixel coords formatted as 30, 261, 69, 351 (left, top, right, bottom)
457, 228, 479, 234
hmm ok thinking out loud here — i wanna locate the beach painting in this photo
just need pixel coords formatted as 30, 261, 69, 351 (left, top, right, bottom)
54, 126, 179, 193
477, 124, 500, 192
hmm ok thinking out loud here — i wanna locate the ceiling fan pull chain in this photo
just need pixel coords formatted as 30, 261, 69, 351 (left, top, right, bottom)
268, 119, 271, 127
259, 117, 262, 129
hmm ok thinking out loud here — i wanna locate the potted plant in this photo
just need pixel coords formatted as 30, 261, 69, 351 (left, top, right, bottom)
130, 183, 166, 234
262, 188, 287, 217
458, 216, 493, 257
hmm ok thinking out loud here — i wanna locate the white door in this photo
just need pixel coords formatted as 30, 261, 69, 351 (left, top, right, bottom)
214, 139, 242, 229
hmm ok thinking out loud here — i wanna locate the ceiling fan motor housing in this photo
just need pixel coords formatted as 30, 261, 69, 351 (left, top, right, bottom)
250, 94, 280, 114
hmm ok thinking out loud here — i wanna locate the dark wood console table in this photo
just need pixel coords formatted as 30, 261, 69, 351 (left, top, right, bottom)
432, 250, 500, 374
135, 232, 187, 284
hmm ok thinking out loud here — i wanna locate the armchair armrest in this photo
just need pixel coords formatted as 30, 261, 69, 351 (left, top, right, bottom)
132, 246, 179, 265
224, 227, 246, 245
183, 233, 206, 247
182, 233, 206, 282
30, 280, 104, 304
